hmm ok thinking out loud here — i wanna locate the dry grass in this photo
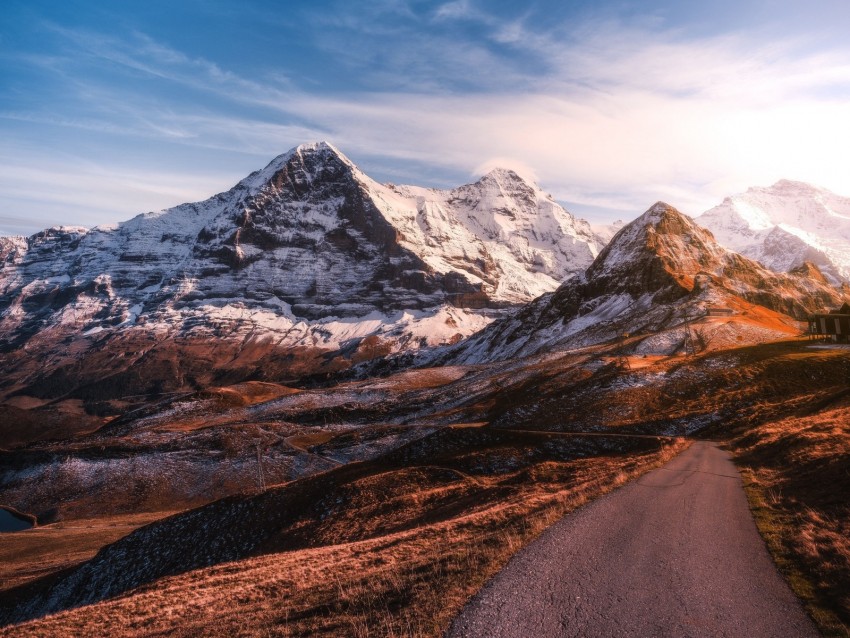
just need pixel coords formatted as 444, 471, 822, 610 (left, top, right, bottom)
6, 340, 848, 636
3, 435, 689, 637
356, 367, 470, 392
0, 512, 176, 592
155, 383, 300, 433
732, 403, 850, 637
283, 431, 337, 452
0, 399, 104, 448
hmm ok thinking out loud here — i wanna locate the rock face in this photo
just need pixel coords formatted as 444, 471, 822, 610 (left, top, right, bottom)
441, 203, 847, 364
697, 180, 850, 284
0, 142, 601, 401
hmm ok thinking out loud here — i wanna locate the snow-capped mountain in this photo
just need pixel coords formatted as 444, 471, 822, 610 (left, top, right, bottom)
0, 142, 602, 399
440, 202, 847, 364
697, 180, 850, 284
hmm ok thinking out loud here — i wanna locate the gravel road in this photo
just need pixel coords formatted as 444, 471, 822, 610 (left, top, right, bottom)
448, 441, 818, 638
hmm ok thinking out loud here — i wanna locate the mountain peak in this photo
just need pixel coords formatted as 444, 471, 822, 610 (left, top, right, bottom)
630, 201, 691, 229
472, 168, 544, 200
270, 141, 353, 171
479, 167, 536, 185
647, 200, 675, 212
280, 140, 347, 160
584, 201, 726, 298
767, 178, 819, 193
237, 141, 357, 194
604, 202, 701, 252
697, 178, 850, 282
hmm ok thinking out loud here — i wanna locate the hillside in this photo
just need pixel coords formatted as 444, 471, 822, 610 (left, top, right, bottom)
2, 340, 849, 636
439, 202, 846, 364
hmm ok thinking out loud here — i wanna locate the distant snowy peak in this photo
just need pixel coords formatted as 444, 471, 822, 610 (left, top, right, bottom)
698, 180, 850, 283
211, 141, 603, 304
235, 141, 354, 194
372, 163, 602, 303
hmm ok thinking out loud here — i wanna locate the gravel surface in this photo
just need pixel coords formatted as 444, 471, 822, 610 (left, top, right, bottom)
448, 441, 818, 638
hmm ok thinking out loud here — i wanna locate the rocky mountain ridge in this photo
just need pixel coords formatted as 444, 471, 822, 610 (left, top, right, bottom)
439, 202, 847, 364
0, 142, 602, 402
0, 143, 603, 340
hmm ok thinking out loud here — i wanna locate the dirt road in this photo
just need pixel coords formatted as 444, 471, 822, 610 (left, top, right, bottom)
448, 441, 818, 638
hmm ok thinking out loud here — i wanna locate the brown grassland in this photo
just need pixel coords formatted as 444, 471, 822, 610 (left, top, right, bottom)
0, 512, 175, 591
731, 401, 850, 637
1, 432, 688, 637
1, 339, 849, 637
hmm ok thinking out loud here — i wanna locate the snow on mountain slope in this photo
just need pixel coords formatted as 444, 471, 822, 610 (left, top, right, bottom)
697, 180, 850, 284
438, 203, 847, 365
0, 142, 601, 399
379, 168, 601, 303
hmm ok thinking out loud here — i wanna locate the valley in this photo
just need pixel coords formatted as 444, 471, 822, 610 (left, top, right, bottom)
2, 338, 849, 636
1, 145, 849, 637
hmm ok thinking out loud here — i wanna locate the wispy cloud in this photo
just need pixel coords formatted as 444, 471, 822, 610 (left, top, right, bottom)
3, 8, 850, 234
433, 0, 480, 22
22, 23, 296, 113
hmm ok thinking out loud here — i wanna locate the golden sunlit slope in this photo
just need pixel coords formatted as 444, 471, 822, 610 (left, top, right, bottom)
441, 203, 846, 364
1, 429, 686, 636
2, 340, 849, 636
731, 397, 850, 636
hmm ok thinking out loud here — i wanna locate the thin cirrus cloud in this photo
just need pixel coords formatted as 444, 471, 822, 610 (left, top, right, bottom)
2, 2, 850, 236
258, 28, 850, 212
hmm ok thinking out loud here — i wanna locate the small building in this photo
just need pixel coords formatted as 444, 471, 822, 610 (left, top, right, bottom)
705, 306, 734, 317
808, 303, 850, 342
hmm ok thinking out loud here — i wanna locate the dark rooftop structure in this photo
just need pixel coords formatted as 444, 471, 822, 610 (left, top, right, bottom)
705, 306, 734, 317
808, 303, 850, 342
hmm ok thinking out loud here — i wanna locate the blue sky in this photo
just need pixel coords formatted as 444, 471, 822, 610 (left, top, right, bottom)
2, 0, 850, 235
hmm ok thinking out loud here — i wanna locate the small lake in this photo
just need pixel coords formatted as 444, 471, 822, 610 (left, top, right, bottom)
0, 508, 33, 532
